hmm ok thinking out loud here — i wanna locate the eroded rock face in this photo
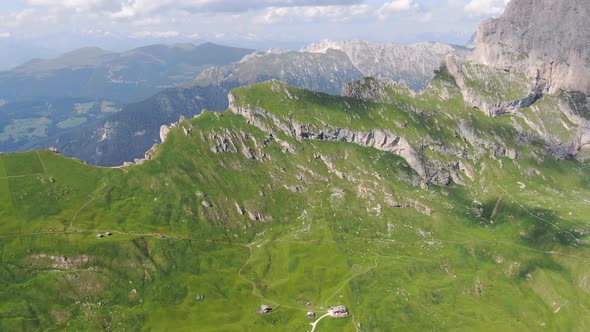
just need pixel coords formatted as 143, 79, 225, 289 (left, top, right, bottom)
229, 92, 446, 184
444, 53, 590, 160
342, 78, 415, 103
472, 0, 590, 94
445, 55, 545, 117
160, 125, 171, 143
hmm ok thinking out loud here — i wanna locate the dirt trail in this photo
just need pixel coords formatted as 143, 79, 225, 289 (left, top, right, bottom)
309, 313, 331, 332
324, 256, 379, 306
237, 243, 304, 312
499, 185, 578, 243
490, 197, 503, 222
0, 173, 43, 180
36, 151, 47, 174
70, 180, 109, 227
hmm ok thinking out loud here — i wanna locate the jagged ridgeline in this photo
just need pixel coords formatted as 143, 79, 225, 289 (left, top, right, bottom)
1, 66, 590, 331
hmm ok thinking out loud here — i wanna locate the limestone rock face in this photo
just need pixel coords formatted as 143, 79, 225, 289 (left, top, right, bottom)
230, 92, 442, 185
160, 125, 170, 143
445, 55, 544, 117
472, 0, 590, 94
342, 77, 415, 103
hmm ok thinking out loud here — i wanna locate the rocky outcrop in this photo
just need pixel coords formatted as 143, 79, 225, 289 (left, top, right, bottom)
28, 254, 91, 270
472, 0, 590, 95
559, 92, 590, 158
446, 55, 544, 117
228, 92, 436, 183
342, 78, 415, 102
160, 124, 171, 142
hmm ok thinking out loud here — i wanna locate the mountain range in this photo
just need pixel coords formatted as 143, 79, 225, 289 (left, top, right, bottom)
0, 42, 254, 104
49, 40, 467, 166
1, 0, 590, 330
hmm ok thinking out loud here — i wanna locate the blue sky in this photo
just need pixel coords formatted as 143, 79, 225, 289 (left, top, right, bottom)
0, 0, 509, 54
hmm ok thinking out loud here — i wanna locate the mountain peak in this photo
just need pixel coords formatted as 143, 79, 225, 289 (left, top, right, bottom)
472, 0, 590, 94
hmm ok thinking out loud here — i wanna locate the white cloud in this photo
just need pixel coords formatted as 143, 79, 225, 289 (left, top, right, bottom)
188, 33, 201, 40
256, 5, 369, 24
0, 0, 504, 53
464, 0, 509, 17
27, 0, 119, 13
417, 11, 432, 23
84, 29, 112, 36
131, 17, 162, 26
1, 8, 59, 28
0, 32, 11, 38
132, 30, 180, 38
376, 0, 420, 20
107, 0, 365, 19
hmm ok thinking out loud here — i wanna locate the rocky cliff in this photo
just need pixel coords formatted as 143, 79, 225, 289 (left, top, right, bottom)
472, 0, 590, 94
445, 55, 545, 117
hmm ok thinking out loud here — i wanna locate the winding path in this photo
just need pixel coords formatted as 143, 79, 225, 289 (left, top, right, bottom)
237, 243, 305, 312
0, 173, 43, 180
323, 256, 379, 306
70, 179, 110, 227
35, 151, 47, 174
498, 185, 579, 243
309, 313, 331, 332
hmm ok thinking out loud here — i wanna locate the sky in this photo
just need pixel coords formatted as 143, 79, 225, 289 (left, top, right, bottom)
0, 0, 510, 68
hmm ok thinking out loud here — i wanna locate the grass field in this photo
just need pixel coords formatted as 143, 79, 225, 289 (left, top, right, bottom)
1, 72, 590, 331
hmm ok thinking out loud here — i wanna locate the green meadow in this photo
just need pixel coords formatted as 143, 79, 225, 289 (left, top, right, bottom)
1, 71, 590, 331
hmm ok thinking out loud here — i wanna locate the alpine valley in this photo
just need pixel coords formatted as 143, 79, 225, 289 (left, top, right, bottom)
0, 42, 255, 157
1, 0, 590, 331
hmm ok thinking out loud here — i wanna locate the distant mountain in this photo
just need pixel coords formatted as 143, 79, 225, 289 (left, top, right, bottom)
197, 40, 468, 93
0, 40, 59, 71
472, 0, 590, 94
0, 42, 255, 156
0, 42, 255, 104
302, 40, 469, 91
195, 48, 364, 95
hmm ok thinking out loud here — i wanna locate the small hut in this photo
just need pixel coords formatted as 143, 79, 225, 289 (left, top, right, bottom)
257, 304, 272, 314
96, 234, 104, 239
328, 305, 349, 317
306, 311, 316, 319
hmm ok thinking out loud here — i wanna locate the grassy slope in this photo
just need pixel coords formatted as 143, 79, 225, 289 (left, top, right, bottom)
1, 75, 590, 331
